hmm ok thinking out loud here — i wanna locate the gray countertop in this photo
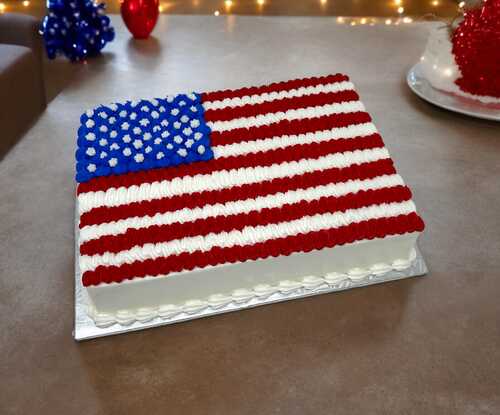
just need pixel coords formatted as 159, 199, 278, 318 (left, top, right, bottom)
1, 15, 499, 415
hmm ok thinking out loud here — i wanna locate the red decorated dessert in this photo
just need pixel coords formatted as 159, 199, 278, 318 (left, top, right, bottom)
421, 0, 500, 103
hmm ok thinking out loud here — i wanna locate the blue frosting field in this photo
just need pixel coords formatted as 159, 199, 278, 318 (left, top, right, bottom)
76, 93, 213, 183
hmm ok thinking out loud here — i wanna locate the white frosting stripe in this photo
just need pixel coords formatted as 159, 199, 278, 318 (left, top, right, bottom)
79, 174, 405, 243
202, 81, 356, 110
79, 200, 416, 272
207, 101, 365, 132
212, 122, 378, 158
77, 147, 390, 214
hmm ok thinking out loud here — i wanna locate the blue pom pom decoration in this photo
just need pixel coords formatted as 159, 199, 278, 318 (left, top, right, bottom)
41, 0, 115, 61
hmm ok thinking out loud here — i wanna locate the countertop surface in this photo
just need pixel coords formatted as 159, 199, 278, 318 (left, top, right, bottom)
1, 15, 499, 415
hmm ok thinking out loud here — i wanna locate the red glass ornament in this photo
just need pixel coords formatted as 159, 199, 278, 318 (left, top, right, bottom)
452, 0, 500, 97
120, 0, 159, 39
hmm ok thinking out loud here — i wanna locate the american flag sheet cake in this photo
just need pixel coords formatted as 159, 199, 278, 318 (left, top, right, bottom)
75, 74, 425, 327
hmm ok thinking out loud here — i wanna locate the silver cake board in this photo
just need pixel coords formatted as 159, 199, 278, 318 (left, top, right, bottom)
74, 237, 428, 340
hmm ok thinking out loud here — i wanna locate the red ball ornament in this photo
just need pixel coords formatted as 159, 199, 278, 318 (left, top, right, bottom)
120, 0, 159, 39
452, 0, 500, 97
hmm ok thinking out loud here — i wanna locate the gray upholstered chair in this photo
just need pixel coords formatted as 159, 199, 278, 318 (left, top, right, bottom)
0, 13, 46, 158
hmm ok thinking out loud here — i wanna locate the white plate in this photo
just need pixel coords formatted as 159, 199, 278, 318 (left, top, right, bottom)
407, 63, 500, 122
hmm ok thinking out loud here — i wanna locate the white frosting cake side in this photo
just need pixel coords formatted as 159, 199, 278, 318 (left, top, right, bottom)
420, 26, 500, 104
85, 232, 419, 327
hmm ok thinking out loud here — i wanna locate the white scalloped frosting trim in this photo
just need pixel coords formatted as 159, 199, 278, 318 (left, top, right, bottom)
202, 81, 356, 110
207, 101, 365, 132
212, 122, 377, 158
79, 174, 405, 243
87, 248, 417, 328
78, 147, 390, 213
79, 200, 416, 272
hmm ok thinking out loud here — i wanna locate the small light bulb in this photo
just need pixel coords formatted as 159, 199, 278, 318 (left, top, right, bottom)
394, 0, 402, 5
397, 6, 404, 13
385, 19, 392, 25
458, 1, 465, 7
22, 0, 30, 6
225, 0, 232, 7
320, 0, 327, 4
0, 3, 5, 12
336, 16, 344, 23
360, 18, 367, 24
350, 21, 356, 26
403, 16, 412, 23
214, 10, 220, 16
257, 0, 264, 5
432, 0, 439, 6
158, 4, 164, 12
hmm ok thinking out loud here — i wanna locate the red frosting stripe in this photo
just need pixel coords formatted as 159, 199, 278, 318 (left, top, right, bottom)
79, 158, 397, 228
201, 74, 350, 103
81, 213, 425, 286
209, 111, 372, 147
80, 186, 412, 256
204, 90, 360, 122
77, 132, 383, 195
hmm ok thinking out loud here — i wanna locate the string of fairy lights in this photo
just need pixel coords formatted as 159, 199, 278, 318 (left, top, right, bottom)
0, 0, 464, 22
